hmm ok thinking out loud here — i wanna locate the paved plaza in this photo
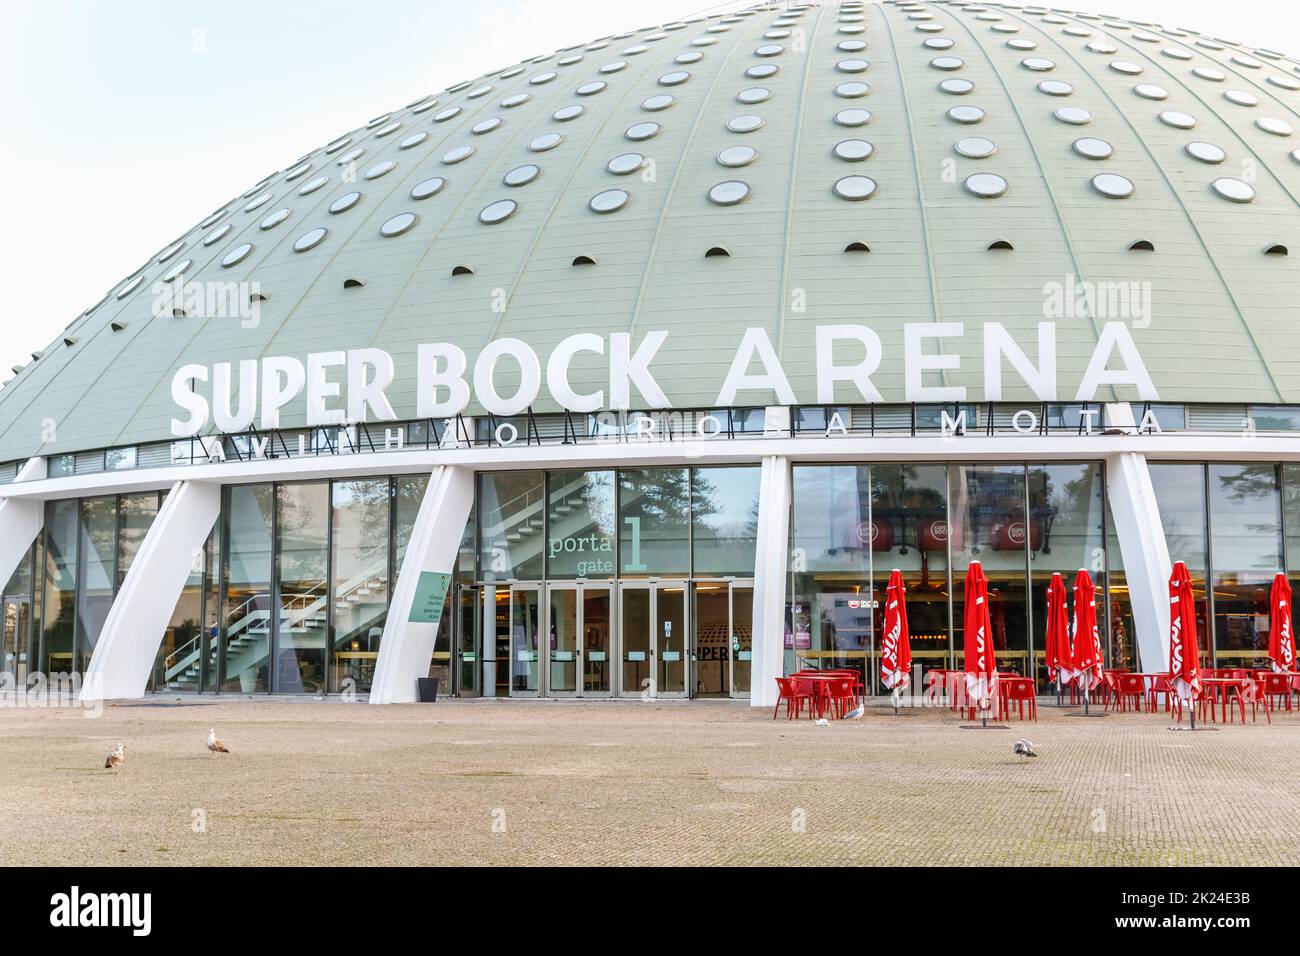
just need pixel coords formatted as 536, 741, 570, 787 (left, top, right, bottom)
1, 696, 1297, 866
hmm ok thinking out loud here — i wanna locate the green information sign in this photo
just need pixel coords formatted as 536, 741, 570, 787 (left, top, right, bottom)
408, 571, 453, 625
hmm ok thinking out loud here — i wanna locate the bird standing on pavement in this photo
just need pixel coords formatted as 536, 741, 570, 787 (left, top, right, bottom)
206, 729, 230, 756
104, 742, 125, 769
1013, 738, 1038, 759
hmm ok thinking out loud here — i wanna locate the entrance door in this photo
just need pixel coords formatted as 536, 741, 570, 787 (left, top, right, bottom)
691, 580, 754, 699
547, 585, 579, 696
3, 597, 31, 685
581, 585, 613, 697
619, 582, 688, 699
729, 583, 754, 699
456, 586, 481, 697
509, 585, 542, 696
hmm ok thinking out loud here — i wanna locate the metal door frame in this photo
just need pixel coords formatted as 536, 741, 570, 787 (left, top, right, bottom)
455, 584, 481, 697
618, 580, 689, 699
727, 578, 755, 700
576, 581, 615, 698
545, 582, 581, 698
508, 582, 543, 698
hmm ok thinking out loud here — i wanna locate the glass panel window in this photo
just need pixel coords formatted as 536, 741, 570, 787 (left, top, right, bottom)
1028, 463, 1109, 679
116, 493, 160, 588
40, 500, 79, 677
1148, 464, 1211, 667
77, 497, 117, 674
154, 534, 208, 692
106, 446, 138, 471
275, 482, 329, 693
332, 479, 391, 693
546, 471, 615, 579
692, 466, 760, 575
478, 472, 545, 581
1250, 406, 1300, 432
950, 465, 1030, 678
222, 484, 274, 693
1208, 463, 1281, 669
618, 468, 690, 575
3, 545, 35, 685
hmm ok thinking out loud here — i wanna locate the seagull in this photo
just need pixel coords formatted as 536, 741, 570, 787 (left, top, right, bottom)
1013, 738, 1038, 759
206, 729, 230, 756
104, 742, 125, 770
844, 703, 866, 719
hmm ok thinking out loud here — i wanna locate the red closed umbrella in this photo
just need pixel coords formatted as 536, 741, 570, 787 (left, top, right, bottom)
1168, 560, 1201, 703
1268, 572, 1295, 674
962, 561, 996, 715
1044, 572, 1072, 688
1071, 569, 1103, 695
880, 569, 912, 695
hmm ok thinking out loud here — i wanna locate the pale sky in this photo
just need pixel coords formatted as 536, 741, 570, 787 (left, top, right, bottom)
1, 0, 1297, 381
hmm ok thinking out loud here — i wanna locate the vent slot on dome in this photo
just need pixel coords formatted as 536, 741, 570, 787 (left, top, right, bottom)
572, 255, 597, 266
173, 308, 188, 318
844, 242, 871, 253
452, 264, 476, 276
343, 278, 366, 289
1265, 244, 1288, 256
1128, 240, 1155, 252
250, 292, 269, 302
987, 240, 1014, 251
63, 337, 77, 347
704, 246, 731, 258
111, 321, 127, 332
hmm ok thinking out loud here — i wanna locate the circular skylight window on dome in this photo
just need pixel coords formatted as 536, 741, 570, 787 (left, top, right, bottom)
940, 78, 975, 94
324, 136, 351, 154
161, 258, 192, 282
472, 118, 503, 134
1064, 26, 1093, 37
1268, 74, 1300, 91
1291, 148, 1300, 164
589, 188, 630, 213
1007, 39, 1038, 50
728, 114, 765, 133
658, 71, 691, 86
747, 64, 779, 79
755, 44, 785, 57
1086, 40, 1118, 54
529, 132, 563, 151
411, 177, 446, 199
833, 175, 878, 200
692, 36, 718, 46
1133, 83, 1168, 100
243, 192, 272, 212
675, 51, 703, 64
285, 162, 312, 181
1257, 117, 1293, 136
293, 227, 328, 253
924, 37, 956, 50
640, 95, 674, 112
203, 222, 231, 246
1110, 61, 1143, 75
607, 152, 645, 175
835, 82, 870, 98
500, 93, 530, 108
838, 39, 867, 52
837, 58, 870, 73
260, 207, 290, 230
737, 87, 772, 105
1038, 80, 1073, 96
839, 25, 866, 34
380, 212, 418, 237
442, 145, 475, 163
626, 122, 661, 141
400, 131, 429, 149
718, 144, 758, 167
115, 273, 146, 299
963, 173, 1008, 198
930, 56, 965, 70
1021, 57, 1055, 71
600, 60, 628, 74
915, 23, 943, 34
553, 105, 585, 121
834, 139, 875, 161
1091, 173, 1134, 198
503, 164, 540, 187
708, 180, 751, 205
948, 105, 985, 123
1211, 177, 1255, 202
373, 121, 402, 137
1162, 46, 1194, 60
434, 106, 462, 121
336, 146, 365, 166
364, 160, 396, 180
479, 199, 518, 224
530, 71, 559, 85
766, 29, 792, 39
1072, 137, 1113, 159
576, 82, 607, 97
623, 44, 649, 54
329, 191, 362, 214
1192, 67, 1226, 81
1186, 141, 1226, 163
992, 24, 1019, 34
200, 208, 227, 228
1159, 110, 1197, 129
1224, 90, 1259, 107
466, 85, 492, 99
221, 243, 253, 267
157, 240, 185, 262
955, 136, 997, 158
1054, 106, 1092, 125
835, 108, 872, 127
299, 175, 329, 196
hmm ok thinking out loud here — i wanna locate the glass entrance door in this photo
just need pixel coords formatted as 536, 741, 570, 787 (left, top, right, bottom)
456, 586, 481, 697
582, 586, 612, 696
509, 585, 542, 696
729, 583, 754, 699
691, 580, 753, 699
547, 585, 579, 696
619, 582, 688, 699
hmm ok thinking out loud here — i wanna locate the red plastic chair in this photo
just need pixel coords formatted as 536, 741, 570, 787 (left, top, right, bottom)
999, 677, 1037, 722
820, 677, 855, 719
1115, 673, 1147, 713
1148, 674, 1176, 713
773, 677, 817, 720
1258, 672, 1293, 715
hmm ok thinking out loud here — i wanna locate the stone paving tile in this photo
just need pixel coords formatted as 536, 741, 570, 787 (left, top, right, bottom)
0, 697, 1296, 866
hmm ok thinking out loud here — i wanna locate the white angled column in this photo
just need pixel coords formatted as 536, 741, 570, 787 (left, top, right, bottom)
750, 455, 791, 708
81, 480, 221, 702
370, 465, 475, 704
0, 458, 47, 589
1106, 451, 1172, 673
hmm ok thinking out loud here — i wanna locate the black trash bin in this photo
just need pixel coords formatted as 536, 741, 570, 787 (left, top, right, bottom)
416, 677, 440, 703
